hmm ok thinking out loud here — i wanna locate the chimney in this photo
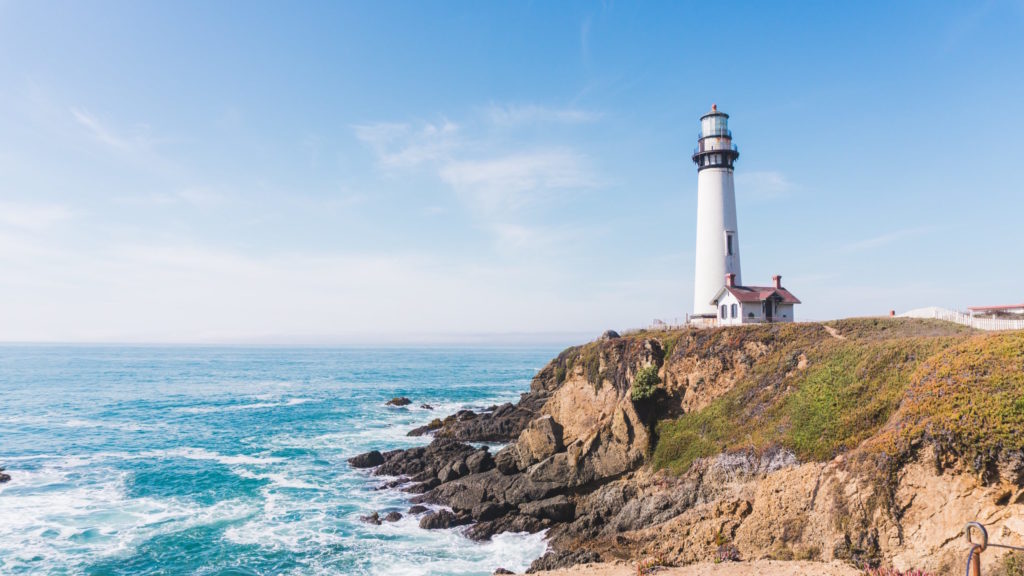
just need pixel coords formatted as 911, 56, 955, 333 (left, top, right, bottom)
772, 275, 782, 289
725, 273, 736, 288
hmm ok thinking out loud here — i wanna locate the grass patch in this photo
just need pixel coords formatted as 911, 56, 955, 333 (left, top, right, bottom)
653, 321, 964, 473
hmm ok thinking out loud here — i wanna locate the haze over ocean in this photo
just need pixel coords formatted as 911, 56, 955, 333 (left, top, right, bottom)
0, 346, 557, 575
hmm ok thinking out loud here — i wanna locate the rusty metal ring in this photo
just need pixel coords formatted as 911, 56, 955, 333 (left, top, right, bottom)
965, 522, 988, 552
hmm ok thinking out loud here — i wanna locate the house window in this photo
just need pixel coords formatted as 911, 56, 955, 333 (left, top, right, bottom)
726, 232, 734, 256
730, 304, 737, 318
720, 305, 727, 319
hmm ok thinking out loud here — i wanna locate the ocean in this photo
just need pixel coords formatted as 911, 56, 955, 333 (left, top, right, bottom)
0, 346, 559, 575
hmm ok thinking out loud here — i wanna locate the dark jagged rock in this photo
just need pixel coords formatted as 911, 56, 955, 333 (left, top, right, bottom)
359, 512, 381, 525
0, 467, 9, 483
471, 502, 509, 521
383, 511, 402, 522
466, 449, 495, 474
418, 509, 472, 530
519, 495, 575, 522
493, 569, 514, 575
386, 397, 412, 406
527, 549, 602, 573
600, 329, 620, 340
420, 404, 434, 410
348, 450, 385, 468
375, 438, 478, 480
494, 446, 520, 475
466, 513, 550, 541
408, 505, 428, 515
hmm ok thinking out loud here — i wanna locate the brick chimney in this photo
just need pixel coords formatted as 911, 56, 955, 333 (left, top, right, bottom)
772, 275, 782, 289
725, 273, 736, 287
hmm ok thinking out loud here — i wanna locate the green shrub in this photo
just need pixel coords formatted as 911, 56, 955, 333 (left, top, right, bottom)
631, 365, 661, 402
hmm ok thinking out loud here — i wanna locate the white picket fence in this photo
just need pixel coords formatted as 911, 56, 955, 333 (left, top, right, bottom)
899, 307, 1024, 331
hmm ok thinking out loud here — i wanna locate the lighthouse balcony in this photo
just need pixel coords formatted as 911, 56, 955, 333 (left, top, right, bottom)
692, 142, 739, 155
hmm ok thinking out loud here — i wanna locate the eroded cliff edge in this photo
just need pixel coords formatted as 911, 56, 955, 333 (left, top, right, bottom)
350, 319, 1024, 574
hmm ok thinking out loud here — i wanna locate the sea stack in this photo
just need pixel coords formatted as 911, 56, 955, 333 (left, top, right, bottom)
691, 104, 742, 318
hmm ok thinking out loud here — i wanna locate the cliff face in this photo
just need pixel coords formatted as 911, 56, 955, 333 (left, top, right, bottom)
350, 319, 1024, 574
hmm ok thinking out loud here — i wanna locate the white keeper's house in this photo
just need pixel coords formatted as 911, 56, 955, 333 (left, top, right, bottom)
709, 274, 801, 326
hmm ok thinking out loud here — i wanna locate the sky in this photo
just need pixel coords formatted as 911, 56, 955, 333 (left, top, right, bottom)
1, 1, 1023, 344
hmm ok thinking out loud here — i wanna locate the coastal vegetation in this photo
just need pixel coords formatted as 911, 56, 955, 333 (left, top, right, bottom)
651, 319, 1022, 476
351, 317, 1024, 574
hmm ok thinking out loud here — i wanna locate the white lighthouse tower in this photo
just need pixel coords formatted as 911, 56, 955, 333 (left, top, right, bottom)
692, 104, 742, 317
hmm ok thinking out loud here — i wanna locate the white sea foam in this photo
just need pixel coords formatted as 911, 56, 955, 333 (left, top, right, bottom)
177, 397, 315, 414
139, 447, 283, 466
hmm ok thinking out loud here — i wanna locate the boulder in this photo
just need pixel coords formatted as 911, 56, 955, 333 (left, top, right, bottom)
493, 569, 514, 575
466, 449, 495, 474
471, 502, 509, 522
519, 495, 575, 522
419, 509, 472, 530
386, 397, 412, 406
348, 450, 385, 468
359, 512, 382, 525
383, 511, 403, 522
420, 404, 434, 410
527, 549, 601, 573
600, 330, 620, 340
494, 446, 521, 475
408, 505, 429, 515
516, 415, 564, 470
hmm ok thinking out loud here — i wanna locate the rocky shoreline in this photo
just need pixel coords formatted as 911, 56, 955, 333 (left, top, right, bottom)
347, 321, 1024, 575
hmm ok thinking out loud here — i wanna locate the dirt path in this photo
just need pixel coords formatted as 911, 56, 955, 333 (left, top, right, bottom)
533, 560, 862, 576
823, 325, 846, 340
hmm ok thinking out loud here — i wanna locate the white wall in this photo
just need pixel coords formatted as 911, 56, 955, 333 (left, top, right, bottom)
693, 167, 741, 315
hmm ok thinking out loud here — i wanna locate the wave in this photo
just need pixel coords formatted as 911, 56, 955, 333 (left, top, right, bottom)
177, 397, 315, 414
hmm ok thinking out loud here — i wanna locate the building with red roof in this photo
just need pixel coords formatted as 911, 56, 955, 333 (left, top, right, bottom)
709, 273, 801, 326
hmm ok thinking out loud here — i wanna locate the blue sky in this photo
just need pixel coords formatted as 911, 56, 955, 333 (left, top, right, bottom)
1, 1, 1022, 344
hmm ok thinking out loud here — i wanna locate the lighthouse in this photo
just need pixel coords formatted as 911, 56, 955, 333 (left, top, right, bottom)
691, 104, 742, 317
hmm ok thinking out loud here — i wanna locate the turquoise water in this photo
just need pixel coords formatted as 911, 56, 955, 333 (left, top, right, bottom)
0, 346, 558, 575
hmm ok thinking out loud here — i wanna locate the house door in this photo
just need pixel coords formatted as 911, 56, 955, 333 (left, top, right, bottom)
765, 300, 773, 322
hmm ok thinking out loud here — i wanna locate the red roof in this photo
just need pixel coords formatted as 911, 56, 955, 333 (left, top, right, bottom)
721, 285, 802, 305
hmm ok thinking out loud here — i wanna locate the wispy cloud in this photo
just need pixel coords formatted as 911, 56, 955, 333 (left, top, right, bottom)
353, 120, 458, 169
735, 170, 794, 202
486, 104, 600, 126
440, 149, 599, 215
0, 201, 73, 231
842, 227, 931, 253
70, 107, 153, 153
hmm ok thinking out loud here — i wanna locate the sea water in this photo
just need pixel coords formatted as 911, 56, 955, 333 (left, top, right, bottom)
0, 346, 558, 575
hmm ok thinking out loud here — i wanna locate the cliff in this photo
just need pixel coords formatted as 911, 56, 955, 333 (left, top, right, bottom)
350, 319, 1024, 574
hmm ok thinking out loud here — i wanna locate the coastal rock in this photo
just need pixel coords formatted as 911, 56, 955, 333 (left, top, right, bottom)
466, 449, 495, 474
494, 445, 521, 475
493, 569, 514, 575
600, 330, 620, 340
383, 511, 403, 522
386, 397, 412, 406
375, 438, 478, 479
515, 415, 564, 470
359, 512, 382, 525
408, 505, 429, 515
471, 502, 508, 522
418, 509, 472, 530
526, 549, 602, 573
519, 495, 574, 522
0, 468, 9, 483
466, 514, 549, 541
348, 450, 385, 468
420, 404, 434, 410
